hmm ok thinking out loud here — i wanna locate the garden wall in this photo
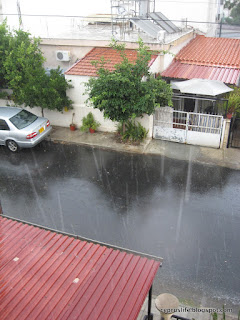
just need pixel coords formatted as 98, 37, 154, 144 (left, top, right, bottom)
0, 74, 154, 138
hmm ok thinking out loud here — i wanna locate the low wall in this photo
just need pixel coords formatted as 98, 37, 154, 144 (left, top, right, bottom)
0, 100, 153, 138
220, 119, 231, 149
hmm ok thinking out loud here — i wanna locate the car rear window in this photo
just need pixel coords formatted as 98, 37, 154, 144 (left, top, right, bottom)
10, 110, 37, 129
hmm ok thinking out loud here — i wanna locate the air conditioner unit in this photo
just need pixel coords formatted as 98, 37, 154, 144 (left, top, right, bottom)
56, 51, 71, 62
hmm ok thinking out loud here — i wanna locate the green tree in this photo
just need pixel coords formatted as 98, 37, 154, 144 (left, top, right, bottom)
224, 0, 239, 10
0, 21, 11, 88
224, 0, 240, 25
37, 68, 73, 116
227, 86, 240, 116
85, 39, 172, 132
2, 25, 73, 115
4, 29, 46, 105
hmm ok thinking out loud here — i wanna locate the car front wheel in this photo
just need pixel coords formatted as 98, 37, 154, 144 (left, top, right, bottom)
6, 140, 19, 152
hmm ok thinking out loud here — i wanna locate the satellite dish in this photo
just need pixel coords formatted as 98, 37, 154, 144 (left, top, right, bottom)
118, 6, 126, 15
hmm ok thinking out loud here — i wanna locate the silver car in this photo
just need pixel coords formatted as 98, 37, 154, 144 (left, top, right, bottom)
0, 107, 52, 152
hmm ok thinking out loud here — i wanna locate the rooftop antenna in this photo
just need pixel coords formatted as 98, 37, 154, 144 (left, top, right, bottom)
110, 0, 156, 40
17, 0, 23, 29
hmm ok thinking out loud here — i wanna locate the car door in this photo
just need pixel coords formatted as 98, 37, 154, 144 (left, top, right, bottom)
0, 119, 10, 145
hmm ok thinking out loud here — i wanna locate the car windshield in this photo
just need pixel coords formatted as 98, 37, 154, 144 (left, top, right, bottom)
10, 110, 37, 129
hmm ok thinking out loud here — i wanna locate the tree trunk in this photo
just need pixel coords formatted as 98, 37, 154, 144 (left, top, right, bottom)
41, 108, 44, 117
122, 121, 126, 133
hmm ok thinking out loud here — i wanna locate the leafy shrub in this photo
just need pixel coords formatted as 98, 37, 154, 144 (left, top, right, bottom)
0, 91, 9, 99
118, 120, 148, 142
227, 86, 240, 116
80, 112, 100, 132
117, 121, 124, 135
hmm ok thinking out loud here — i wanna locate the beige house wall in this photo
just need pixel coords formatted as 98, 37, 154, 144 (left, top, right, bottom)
39, 31, 195, 72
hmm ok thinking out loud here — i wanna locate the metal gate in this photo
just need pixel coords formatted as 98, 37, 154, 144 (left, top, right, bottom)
228, 118, 240, 148
153, 107, 223, 148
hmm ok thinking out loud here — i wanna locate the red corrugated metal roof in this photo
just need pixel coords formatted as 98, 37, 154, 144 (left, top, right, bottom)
161, 35, 240, 85
65, 47, 158, 76
175, 35, 240, 67
0, 216, 160, 320
161, 60, 240, 85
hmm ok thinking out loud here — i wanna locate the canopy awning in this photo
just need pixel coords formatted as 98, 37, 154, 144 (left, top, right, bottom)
171, 79, 233, 96
0, 216, 161, 320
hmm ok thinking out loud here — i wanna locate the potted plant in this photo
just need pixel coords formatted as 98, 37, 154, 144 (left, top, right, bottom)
80, 112, 100, 133
226, 87, 240, 119
226, 107, 234, 119
70, 112, 76, 131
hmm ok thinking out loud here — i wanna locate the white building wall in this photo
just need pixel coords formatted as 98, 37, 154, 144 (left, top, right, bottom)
2, 0, 219, 38
155, 0, 221, 33
0, 0, 3, 23
65, 74, 153, 137
0, 74, 154, 138
1, 0, 111, 35
162, 34, 194, 71
149, 55, 161, 74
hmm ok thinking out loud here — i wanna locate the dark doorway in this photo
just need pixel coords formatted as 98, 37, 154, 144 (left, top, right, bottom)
184, 98, 195, 112
228, 117, 240, 148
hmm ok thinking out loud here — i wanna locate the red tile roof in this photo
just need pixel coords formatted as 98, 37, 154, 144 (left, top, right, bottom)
162, 35, 240, 85
0, 216, 160, 320
65, 47, 157, 76
175, 35, 240, 67
161, 60, 240, 85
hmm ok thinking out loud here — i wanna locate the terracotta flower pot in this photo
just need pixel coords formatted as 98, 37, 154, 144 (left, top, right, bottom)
70, 124, 76, 131
226, 113, 233, 119
89, 128, 95, 133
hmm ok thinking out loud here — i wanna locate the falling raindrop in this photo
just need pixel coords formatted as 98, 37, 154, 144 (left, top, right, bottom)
185, 148, 193, 202
57, 191, 65, 231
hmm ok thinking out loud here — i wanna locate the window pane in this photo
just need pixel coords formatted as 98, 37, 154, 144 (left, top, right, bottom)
0, 119, 10, 130
10, 110, 37, 129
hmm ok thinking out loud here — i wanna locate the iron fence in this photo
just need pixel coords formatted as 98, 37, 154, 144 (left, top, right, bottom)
228, 117, 240, 148
154, 109, 223, 135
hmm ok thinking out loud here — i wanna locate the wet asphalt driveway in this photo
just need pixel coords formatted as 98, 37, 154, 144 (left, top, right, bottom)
1, 141, 240, 311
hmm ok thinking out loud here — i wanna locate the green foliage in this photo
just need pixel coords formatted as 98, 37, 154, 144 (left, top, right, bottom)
212, 312, 218, 320
0, 22, 73, 114
0, 21, 11, 88
3, 29, 45, 106
211, 305, 240, 320
224, 1, 240, 25
80, 112, 100, 132
224, 0, 239, 10
118, 120, 148, 142
223, 305, 226, 320
85, 38, 172, 129
149, 75, 173, 107
0, 91, 10, 99
227, 86, 240, 115
37, 68, 73, 113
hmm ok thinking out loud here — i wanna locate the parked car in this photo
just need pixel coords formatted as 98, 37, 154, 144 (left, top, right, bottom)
0, 107, 52, 152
